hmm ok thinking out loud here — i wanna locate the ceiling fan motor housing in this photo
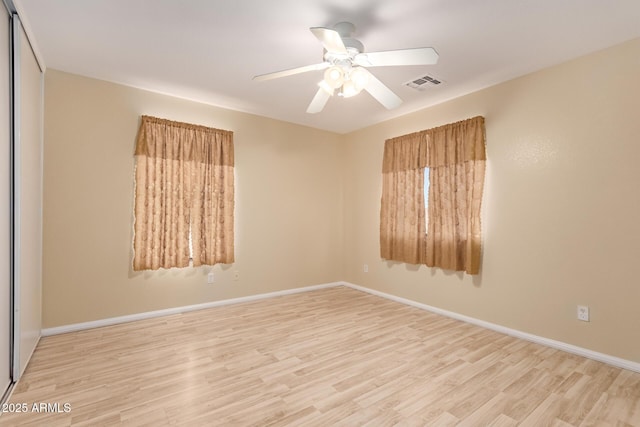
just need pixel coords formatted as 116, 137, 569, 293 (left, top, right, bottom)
342, 38, 364, 54
326, 22, 364, 60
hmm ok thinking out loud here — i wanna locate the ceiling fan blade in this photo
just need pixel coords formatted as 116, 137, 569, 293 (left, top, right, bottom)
253, 63, 329, 82
307, 88, 331, 114
361, 68, 403, 110
354, 47, 439, 67
310, 27, 347, 54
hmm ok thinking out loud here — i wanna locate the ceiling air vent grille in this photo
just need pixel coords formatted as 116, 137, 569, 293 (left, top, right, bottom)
404, 74, 443, 91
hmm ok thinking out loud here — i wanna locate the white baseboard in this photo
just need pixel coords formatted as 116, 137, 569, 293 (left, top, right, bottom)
340, 281, 640, 373
41, 282, 342, 337
41, 280, 640, 374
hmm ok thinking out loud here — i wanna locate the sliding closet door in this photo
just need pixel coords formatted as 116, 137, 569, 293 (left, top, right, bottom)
13, 16, 42, 379
0, 4, 11, 398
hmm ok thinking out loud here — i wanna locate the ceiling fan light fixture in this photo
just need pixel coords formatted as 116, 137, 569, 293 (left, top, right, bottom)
340, 79, 362, 98
323, 66, 344, 89
350, 67, 369, 91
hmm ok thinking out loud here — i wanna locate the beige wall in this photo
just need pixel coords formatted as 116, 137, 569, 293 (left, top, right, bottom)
42, 70, 344, 328
44, 38, 640, 363
343, 38, 640, 362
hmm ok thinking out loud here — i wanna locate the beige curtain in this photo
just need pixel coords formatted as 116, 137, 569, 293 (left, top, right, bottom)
380, 116, 486, 274
380, 161, 427, 265
189, 130, 235, 267
133, 116, 234, 271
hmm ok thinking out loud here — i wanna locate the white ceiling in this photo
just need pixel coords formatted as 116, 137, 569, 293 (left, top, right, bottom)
14, 0, 640, 134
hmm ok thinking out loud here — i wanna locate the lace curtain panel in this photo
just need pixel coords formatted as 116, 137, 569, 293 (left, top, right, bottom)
380, 116, 486, 274
133, 115, 234, 271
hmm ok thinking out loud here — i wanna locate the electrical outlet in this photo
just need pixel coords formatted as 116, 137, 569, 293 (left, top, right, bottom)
233, 270, 239, 281
363, 264, 368, 273
577, 305, 589, 322
207, 272, 214, 284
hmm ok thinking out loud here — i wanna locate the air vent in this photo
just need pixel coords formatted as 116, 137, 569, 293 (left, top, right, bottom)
404, 74, 443, 91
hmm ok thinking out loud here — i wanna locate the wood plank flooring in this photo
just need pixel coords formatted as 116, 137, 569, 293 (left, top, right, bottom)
1, 286, 639, 426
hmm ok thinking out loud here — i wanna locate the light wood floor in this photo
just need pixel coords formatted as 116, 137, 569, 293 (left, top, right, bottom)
2, 286, 639, 426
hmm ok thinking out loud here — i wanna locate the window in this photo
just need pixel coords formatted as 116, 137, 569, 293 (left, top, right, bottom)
424, 167, 430, 232
132, 115, 235, 271
380, 116, 486, 274
188, 225, 193, 262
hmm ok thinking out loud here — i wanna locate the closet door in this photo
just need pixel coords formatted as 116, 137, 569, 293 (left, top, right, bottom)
0, 4, 12, 399
13, 15, 42, 380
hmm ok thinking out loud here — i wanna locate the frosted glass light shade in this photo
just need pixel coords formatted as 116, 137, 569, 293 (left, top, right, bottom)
350, 67, 369, 91
341, 79, 362, 98
323, 66, 344, 89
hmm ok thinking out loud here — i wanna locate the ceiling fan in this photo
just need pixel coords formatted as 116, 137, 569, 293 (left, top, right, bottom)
253, 22, 438, 114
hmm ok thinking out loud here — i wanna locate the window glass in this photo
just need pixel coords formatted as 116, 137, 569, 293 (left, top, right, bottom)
424, 168, 430, 232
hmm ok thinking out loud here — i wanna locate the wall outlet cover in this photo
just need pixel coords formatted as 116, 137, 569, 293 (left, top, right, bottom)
577, 305, 590, 322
